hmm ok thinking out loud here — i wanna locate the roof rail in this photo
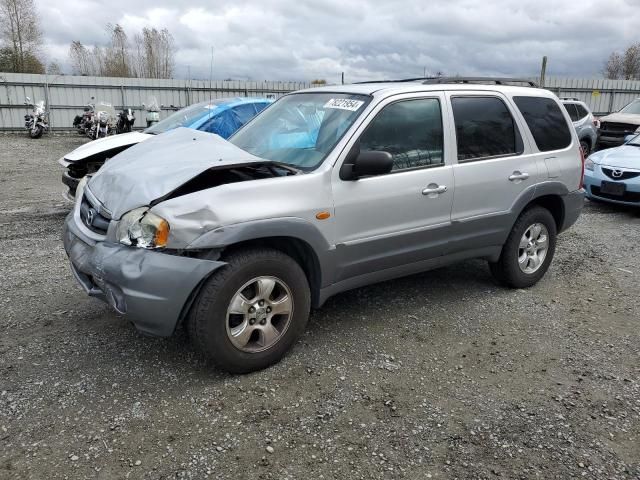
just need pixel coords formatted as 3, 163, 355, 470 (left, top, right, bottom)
559, 97, 581, 102
398, 77, 539, 87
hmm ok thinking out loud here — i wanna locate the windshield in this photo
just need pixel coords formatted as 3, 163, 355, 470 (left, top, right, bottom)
145, 101, 220, 134
620, 100, 640, 115
230, 92, 370, 170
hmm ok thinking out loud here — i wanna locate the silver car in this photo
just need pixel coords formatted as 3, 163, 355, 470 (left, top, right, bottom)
560, 98, 598, 156
63, 78, 584, 372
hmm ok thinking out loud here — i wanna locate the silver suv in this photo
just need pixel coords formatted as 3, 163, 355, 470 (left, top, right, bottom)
63, 78, 584, 372
560, 98, 598, 156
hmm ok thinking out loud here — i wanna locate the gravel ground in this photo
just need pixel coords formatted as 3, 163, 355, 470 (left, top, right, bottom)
0, 134, 638, 480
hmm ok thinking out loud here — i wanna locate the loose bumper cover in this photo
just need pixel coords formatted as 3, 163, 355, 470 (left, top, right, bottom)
63, 214, 225, 336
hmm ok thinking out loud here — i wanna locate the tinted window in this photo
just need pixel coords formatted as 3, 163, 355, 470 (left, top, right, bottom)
514, 96, 572, 152
451, 96, 523, 162
359, 98, 443, 171
575, 104, 589, 118
564, 103, 579, 121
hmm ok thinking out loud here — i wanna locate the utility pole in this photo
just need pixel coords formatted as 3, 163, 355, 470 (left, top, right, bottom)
540, 56, 547, 88
341, 72, 344, 85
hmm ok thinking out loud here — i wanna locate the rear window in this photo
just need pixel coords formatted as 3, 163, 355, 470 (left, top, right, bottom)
451, 96, 523, 162
563, 103, 579, 122
514, 97, 572, 152
575, 104, 589, 118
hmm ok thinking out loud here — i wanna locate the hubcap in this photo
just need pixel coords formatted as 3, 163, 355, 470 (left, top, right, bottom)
518, 223, 549, 274
225, 276, 293, 353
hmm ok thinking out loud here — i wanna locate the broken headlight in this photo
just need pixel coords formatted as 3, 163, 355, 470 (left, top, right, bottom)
116, 207, 170, 249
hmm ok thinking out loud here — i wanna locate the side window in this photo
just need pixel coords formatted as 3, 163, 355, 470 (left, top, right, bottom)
575, 104, 589, 119
564, 103, 579, 122
513, 96, 572, 152
359, 98, 444, 171
451, 96, 523, 162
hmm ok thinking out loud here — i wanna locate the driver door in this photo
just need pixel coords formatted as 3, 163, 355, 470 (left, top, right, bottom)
331, 93, 454, 283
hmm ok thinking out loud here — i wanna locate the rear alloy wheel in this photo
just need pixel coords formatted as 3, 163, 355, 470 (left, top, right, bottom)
489, 206, 557, 288
188, 248, 310, 373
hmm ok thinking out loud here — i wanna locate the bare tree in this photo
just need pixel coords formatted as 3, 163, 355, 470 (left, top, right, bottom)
69, 40, 96, 76
0, 0, 43, 73
135, 27, 175, 79
46, 61, 62, 75
604, 43, 640, 80
103, 24, 132, 77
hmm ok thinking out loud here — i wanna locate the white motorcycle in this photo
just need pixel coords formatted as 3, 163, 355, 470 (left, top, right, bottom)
88, 101, 116, 139
143, 97, 161, 127
24, 97, 49, 139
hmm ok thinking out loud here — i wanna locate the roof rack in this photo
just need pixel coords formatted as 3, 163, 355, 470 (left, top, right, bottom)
399, 77, 539, 87
559, 97, 580, 102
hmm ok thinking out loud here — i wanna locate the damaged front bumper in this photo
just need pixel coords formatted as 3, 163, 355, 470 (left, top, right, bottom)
63, 213, 225, 336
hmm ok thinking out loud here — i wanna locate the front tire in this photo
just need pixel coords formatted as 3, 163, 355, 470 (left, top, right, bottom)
188, 248, 310, 373
29, 125, 43, 139
489, 206, 557, 288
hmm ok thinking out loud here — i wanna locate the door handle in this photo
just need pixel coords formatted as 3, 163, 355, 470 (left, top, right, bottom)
509, 171, 529, 182
422, 185, 448, 195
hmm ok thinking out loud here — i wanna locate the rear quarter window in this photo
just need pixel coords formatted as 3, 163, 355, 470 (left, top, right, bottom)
514, 96, 572, 152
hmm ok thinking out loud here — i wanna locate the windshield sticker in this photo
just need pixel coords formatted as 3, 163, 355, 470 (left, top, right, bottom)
324, 98, 365, 111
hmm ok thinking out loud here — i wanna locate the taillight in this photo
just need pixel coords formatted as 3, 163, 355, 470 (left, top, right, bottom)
579, 148, 585, 189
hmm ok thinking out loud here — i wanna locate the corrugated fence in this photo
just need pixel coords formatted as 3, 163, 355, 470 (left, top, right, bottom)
1, 72, 639, 130
0, 72, 311, 131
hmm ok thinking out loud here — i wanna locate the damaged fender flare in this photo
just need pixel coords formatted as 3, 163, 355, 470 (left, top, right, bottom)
186, 217, 335, 295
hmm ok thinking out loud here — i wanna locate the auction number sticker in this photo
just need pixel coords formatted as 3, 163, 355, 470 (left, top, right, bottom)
324, 98, 365, 111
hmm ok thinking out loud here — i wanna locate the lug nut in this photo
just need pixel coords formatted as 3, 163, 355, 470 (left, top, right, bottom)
259, 300, 265, 306
249, 318, 256, 325
249, 307, 255, 313
266, 307, 272, 313
260, 319, 267, 325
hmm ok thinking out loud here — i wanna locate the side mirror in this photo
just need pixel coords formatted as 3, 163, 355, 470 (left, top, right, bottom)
624, 134, 638, 143
341, 149, 393, 180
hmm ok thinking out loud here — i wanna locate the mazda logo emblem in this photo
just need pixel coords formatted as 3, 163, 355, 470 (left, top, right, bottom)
612, 169, 623, 178
86, 208, 96, 226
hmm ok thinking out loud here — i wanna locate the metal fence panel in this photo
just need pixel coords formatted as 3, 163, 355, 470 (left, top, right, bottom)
0, 72, 312, 130
2, 72, 640, 130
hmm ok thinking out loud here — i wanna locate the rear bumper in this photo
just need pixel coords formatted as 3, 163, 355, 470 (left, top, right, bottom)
560, 189, 585, 232
63, 213, 225, 336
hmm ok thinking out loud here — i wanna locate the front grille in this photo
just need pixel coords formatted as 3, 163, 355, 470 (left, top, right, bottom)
591, 185, 640, 203
79, 194, 110, 234
601, 167, 640, 181
600, 122, 637, 136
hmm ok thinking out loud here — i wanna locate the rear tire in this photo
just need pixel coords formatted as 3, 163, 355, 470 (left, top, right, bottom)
489, 206, 557, 288
187, 248, 310, 373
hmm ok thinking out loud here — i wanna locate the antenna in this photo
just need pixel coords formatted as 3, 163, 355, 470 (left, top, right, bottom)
208, 46, 214, 121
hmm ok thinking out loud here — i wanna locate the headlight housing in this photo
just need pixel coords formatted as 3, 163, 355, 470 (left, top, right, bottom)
116, 207, 170, 249
584, 157, 595, 171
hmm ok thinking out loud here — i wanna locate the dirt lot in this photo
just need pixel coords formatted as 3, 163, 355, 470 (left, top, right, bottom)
0, 134, 638, 479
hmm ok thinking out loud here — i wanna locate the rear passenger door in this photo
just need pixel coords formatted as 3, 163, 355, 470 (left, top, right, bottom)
446, 92, 539, 252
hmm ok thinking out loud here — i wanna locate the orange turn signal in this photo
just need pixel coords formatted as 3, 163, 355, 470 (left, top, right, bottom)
315, 211, 331, 220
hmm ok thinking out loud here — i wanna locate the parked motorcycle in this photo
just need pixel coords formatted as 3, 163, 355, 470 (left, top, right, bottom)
24, 97, 49, 139
143, 97, 161, 127
116, 107, 135, 133
73, 99, 95, 135
87, 101, 116, 139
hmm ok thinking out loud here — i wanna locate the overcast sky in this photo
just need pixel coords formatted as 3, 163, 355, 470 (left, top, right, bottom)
39, 0, 640, 82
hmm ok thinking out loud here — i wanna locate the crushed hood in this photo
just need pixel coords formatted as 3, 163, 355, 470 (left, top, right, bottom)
599, 113, 640, 126
87, 127, 265, 219
590, 144, 640, 169
64, 131, 151, 162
